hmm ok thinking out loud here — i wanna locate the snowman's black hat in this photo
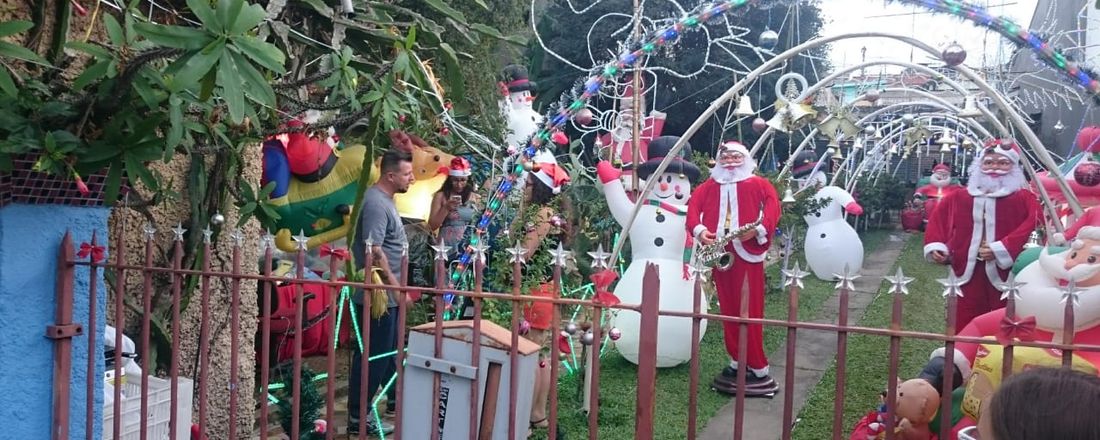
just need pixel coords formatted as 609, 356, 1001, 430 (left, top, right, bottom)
637, 136, 701, 182
789, 149, 819, 178
502, 64, 538, 93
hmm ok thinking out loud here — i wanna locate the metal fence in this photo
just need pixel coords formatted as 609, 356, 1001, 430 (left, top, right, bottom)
47, 226, 1100, 440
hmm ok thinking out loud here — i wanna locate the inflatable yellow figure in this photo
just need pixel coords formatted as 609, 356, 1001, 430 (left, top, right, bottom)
263, 127, 453, 252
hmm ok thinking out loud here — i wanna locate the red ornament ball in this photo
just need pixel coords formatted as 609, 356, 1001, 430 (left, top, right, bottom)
1074, 161, 1100, 187
551, 131, 569, 145
942, 43, 967, 67
440, 126, 450, 136
1077, 126, 1100, 153
574, 108, 595, 126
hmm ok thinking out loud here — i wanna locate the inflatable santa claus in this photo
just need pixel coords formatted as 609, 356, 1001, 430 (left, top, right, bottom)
914, 163, 963, 222
919, 226, 1100, 438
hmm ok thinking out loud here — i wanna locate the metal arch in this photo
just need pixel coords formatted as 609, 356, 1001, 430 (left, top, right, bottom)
609, 31, 1081, 268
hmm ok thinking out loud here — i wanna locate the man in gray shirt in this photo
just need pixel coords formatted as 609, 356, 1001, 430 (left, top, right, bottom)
348, 149, 414, 435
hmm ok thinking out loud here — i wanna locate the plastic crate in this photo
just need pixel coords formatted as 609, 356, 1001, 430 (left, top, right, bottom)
102, 375, 173, 440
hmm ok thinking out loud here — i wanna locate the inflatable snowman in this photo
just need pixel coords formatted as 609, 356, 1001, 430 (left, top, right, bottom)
597, 136, 708, 367
500, 64, 543, 152
794, 161, 865, 280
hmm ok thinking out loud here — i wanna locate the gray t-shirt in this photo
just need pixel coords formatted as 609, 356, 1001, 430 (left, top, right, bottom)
352, 185, 407, 307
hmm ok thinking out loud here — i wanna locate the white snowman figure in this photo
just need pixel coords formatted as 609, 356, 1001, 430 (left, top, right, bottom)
796, 165, 865, 280
596, 136, 707, 367
500, 64, 543, 152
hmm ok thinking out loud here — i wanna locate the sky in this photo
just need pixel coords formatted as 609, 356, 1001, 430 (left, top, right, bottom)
818, 0, 1040, 73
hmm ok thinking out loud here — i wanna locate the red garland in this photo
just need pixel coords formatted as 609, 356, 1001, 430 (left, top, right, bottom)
590, 269, 621, 307
996, 315, 1037, 346
77, 242, 105, 263
319, 244, 349, 261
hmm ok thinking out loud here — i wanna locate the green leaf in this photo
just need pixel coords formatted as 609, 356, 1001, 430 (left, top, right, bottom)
199, 68, 217, 101
420, 0, 466, 24
124, 153, 157, 189
73, 60, 110, 90
66, 41, 112, 59
186, 0, 220, 29
361, 90, 383, 103
471, 0, 489, 9
469, 23, 504, 39
0, 41, 49, 65
392, 50, 410, 75
103, 162, 123, 203
230, 36, 286, 73
294, 0, 333, 16
167, 95, 183, 149
103, 14, 125, 46
259, 181, 277, 197
169, 39, 224, 90
230, 2, 266, 35
230, 51, 275, 107
216, 50, 246, 124
404, 25, 417, 50
216, 0, 244, 34
0, 21, 34, 37
0, 67, 16, 97
134, 23, 213, 50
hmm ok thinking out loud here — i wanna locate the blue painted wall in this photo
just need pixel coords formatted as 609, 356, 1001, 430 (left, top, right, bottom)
0, 204, 108, 440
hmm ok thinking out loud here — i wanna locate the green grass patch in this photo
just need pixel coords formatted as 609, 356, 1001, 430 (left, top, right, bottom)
791, 232, 947, 440
533, 229, 894, 439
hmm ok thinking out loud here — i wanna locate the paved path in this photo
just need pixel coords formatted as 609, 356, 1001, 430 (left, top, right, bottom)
698, 232, 910, 440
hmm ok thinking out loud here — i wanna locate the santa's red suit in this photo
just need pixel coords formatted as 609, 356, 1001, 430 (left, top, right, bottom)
914, 164, 963, 221
924, 145, 1039, 328
686, 142, 781, 375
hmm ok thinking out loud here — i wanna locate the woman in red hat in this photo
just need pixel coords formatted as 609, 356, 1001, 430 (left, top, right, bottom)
428, 157, 478, 255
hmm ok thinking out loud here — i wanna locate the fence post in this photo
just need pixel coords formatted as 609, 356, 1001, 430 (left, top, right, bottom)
48, 232, 81, 440
633, 263, 660, 439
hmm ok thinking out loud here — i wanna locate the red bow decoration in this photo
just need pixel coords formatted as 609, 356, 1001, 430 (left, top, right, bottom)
590, 269, 621, 307
996, 315, 1038, 345
497, 81, 509, 97
558, 333, 573, 355
77, 242, 105, 263
319, 244, 349, 261
536, 163, 572, 188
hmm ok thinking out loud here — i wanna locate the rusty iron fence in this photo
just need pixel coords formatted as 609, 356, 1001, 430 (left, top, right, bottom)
48, 226, 1100, 440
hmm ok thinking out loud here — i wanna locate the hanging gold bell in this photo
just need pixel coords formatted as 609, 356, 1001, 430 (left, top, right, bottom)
782, 187, 796, 203
733, 95, 755, 117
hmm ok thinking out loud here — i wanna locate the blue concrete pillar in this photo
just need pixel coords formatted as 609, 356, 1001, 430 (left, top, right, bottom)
0, 204, 109, 440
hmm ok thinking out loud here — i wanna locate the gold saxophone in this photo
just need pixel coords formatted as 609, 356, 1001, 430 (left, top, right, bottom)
696, 208, 765, 270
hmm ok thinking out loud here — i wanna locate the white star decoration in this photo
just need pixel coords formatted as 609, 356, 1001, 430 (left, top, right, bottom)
430, 237, 451, 262
292, 230, 308, 251
171, 223, 187, 242
782, 262, 810, 289
142, 224, 157, 240
549, 243, 573, 267
262, 232, 275, 250
883, 267, 914, 295
690, 258, 713, 283
938, 271, 965, 298
833, 265, 861, 291
997, 275, 1027, 301
471, 240, 491, 265
1061, 278, 1083, 309
507, 242, 528, 264
202, 227, 214, 244
230, 228, 245, 247
587, 244, 612, 270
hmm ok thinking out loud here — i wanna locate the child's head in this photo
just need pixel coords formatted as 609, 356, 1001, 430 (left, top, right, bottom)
978, 367, 1100, 440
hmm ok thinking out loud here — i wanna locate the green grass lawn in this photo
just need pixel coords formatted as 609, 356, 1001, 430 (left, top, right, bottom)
791, 233, 947, 440
532, 229, 894, 439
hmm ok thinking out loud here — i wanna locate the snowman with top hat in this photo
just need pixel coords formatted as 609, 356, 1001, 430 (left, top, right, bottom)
596, 135, 708, 367
500, 64, 543, 153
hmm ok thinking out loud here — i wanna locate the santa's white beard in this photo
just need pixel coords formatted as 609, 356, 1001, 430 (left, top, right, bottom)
930, 174, 950, 188
710, 159, 756, 184
1018, 249, 1100, 331
966, 162, 1026, 195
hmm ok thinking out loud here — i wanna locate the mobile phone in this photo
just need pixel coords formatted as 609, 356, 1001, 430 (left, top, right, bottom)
450, 195, 462, 203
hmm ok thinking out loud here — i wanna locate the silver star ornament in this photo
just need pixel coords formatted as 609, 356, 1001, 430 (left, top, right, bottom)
997, 275, 1027, 301
202, 227, 214, 244
262, 231, 275, 250
938, 270, 965, 298
430, 237, 451, 262
884, 267, 914, 295
1061, 278, 1083, 309
507, 242, 528, 264
471, 240, 491, 265
549, 243, 574, 267
292, 230, 309, 251
782, 262, 810, 289
230, 228, 245, 247
833, 264, 861, 291
587, 244, 612, 270
142, 223, 157, 240
171, 223, 187, 242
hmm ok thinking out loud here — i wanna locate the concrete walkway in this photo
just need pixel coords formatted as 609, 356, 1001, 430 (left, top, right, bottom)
698, 232, 910, 440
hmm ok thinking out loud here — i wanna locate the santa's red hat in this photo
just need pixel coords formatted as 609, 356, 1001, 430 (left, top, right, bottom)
716, 140, 749, 157
932, 163, 951, 174
531, 150, 570, 194
448, 157, 472, 177
979, 138, 1021, 163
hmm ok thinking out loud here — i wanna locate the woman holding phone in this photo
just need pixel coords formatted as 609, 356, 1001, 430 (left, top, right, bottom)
429, 157, 477, 255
